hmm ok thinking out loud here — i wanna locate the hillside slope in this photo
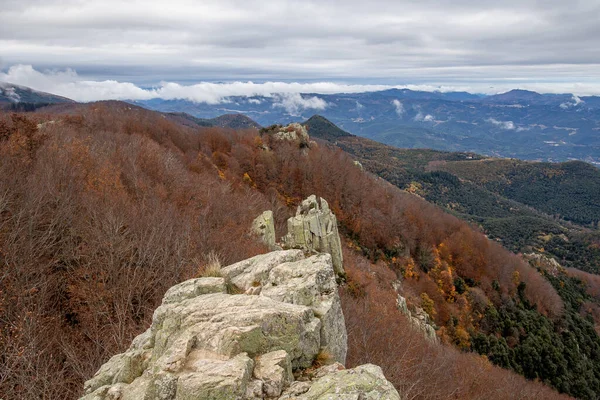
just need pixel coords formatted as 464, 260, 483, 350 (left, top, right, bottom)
0, 105, 584, 399
305, 117, 600, 275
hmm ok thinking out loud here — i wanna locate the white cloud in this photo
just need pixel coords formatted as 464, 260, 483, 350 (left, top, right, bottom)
248, 98, 261, 104
487, 118, 519, 130
0, 84, 21, 102
392, 99, 404, 116
3, 65, 600, 104
272, 93, 328, 116
0, 64, 152, 102
414, 109, 434, 122
0, 65, 400, 102
560, 94, 585, 109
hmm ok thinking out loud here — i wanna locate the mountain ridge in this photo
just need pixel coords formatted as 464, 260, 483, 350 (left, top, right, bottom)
0, 81, 74, 106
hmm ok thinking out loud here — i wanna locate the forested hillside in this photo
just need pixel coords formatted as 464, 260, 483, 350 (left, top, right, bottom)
302, 116, 600, 398
312, 120, 600, 275
432, 159, 600, 227
0, 104, 586, 399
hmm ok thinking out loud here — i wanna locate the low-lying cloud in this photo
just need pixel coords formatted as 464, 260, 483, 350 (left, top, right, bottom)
392, 99, 405, 116
414, 112, 435, 122
0, 65, 400, 103
272, 93, 328, 116
487, 118, 516, 130
0, 83, 21, 102
486, 118, 529, 132
3, 65, 600, 104
560, 95, 585, 109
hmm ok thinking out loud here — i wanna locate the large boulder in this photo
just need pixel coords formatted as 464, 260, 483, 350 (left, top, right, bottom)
82, 251, 399, 400
281, 195, 344, 276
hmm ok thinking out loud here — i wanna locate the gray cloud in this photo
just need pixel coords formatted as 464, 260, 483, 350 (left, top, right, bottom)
1, 0, 600, 94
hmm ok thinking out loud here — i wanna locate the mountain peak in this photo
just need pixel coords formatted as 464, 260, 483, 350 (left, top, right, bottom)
302, 115, 353, 142
210, 113, 261, 130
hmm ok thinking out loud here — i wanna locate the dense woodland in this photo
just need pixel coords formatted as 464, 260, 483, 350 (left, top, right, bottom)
324, 128, 600, 274
0, 103, 591, 399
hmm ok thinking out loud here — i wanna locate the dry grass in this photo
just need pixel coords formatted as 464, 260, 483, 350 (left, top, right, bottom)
199, 251, 223, 277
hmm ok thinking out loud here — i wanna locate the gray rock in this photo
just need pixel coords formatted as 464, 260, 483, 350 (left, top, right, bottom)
221, 250, 304, 289
281, 195, 344, 276
82, 250, 399, 400
523, 253, 564, 277
252, 210, 279, 250
220, 251, 347, 364
161, 277, 226, 304
285, 364, 401, 400
83, 350, 149, 394
245, 379, 264, 399
395, 294, 438, 344
83, 292, 321, 399
261, 254, 347, 365
272, 123, 310, 146
253, 350, 293, 397
175, 353, 254, 400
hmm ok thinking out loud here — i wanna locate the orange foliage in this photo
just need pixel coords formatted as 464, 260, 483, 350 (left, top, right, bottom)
341, 247, 568, 400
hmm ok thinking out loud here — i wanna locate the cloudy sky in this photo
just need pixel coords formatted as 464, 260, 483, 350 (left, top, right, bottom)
1, 0, 600, 101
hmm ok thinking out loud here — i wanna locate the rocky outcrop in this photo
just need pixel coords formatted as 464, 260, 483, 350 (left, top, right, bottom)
281, 195, 344, 276
251, 211, 279, 250
391, 280, 438, 343
81, 250, 399, 400
524, 253, 564, 277
221, 251, 347, 365
396, 295, 438, 343
271, 123, 310, 146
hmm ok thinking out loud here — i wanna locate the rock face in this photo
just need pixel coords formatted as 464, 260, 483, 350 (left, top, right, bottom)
221, 251, 347, 365
251, 210, 278, 250
392, 281, 438, 343
281, 195, 344, 276
81, 251, 400, 400
524, 253, 564, 277
396, 295, 438, 343
271, 123, 310, 146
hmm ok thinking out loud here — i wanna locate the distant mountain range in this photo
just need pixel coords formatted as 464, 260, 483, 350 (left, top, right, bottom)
134, 88, 600, 164
2, 80, 599, 164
